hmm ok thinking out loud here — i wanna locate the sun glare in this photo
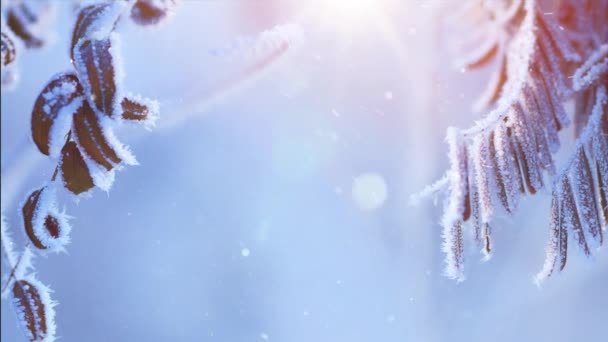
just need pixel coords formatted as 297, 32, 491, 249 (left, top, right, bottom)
310, 0, 386, 32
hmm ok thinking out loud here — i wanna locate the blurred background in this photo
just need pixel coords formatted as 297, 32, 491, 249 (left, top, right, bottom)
2, 1, 607, 341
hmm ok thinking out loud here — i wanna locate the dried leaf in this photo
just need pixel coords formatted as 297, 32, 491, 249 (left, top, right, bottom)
561, 177, 590, 256
73, 38, 119, 117
120, 94, 160, 125
12, 278, 56, 342
21, 186, 71, 251
71, 2, 125, 62
489, 130, 511, 213
511, 106, 543, 194
596, 161, 608, 229
60, 141, 94, 195
131, 0, 178, 26
535, 189, 563, 285
6, 3, 46, 48
73, 101, 121, 171
22, 188, 44, 249
572, 148, 602, 247
472, 134, 493, 223
1, 32, 17, 66
31, 72, 84, 156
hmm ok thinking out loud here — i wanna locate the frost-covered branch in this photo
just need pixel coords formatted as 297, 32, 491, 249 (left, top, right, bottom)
421, 0, 608, 281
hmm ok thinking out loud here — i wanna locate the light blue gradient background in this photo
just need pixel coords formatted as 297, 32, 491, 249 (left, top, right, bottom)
2, 1, 607, 341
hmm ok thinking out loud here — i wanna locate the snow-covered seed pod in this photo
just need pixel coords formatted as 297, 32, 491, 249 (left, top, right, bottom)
60, 141, 95, 195
130, 0, 178, 26
31, 72, 84, 157
1, 32, 16, 66
21, 186, 71, 251
73, 36, 122, 117
12, 277, 56, 342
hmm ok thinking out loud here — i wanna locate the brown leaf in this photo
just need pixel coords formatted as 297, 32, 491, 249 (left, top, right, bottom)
6, 4, 45, 48
573, 148, 602, 246
1, 32, 16, 66
21, 186, 70, 251
131, 0, 177, 26
71, 3, 123, 62
60, 141, 94, 195
31, 73, 83, 156
561, 177, 590, 256
488, 130, 511, 214
73, 101, 121, 171
73, 38, 118, 117
22, 188, 45, 250
121, 97, 150, 121
596, 161, 608, 229
12, 279, 50, 341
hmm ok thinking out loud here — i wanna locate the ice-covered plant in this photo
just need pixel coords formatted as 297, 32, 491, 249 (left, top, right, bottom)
416, 0, 607, 283
0, 1, 168, 340
1, 1, 301, 340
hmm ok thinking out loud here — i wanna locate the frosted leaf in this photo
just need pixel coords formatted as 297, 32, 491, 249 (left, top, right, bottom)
471, 134, 493, 223
121, 93, 160, 128
1, 28, 19, 89
572, 44, 608, 92
536, 35, 569, 99
59, 141, 95, 195
445, 128, 470, 222
520, 86, 556, 173
535, 57, 570, 129
534, 188, 565, 286
527, 75, 561, 151
12, 276, 56, 342
6, 0, 55, 49
511, 105, 543, 194
442, 220, 465, 282
100, 124, 138, 166
21, 186, 71, 252
536, 10, 581, 64
570, 148, 603, 248
81, 155, 116, 193
71, 1, 127, 61
71, 100, 137, 191
494, 125, 521, 212
488, 130, 511, 213
1, 31, 16, 66
522, 83, 560, 158
560, 177, 590, 256
130, 0, 178, 27
72, 101, 122, 171
31, 72, 84, 157
73, 35, 124, 118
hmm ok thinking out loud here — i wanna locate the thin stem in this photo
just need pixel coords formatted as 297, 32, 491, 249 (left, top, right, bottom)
0, 243, 29, 295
